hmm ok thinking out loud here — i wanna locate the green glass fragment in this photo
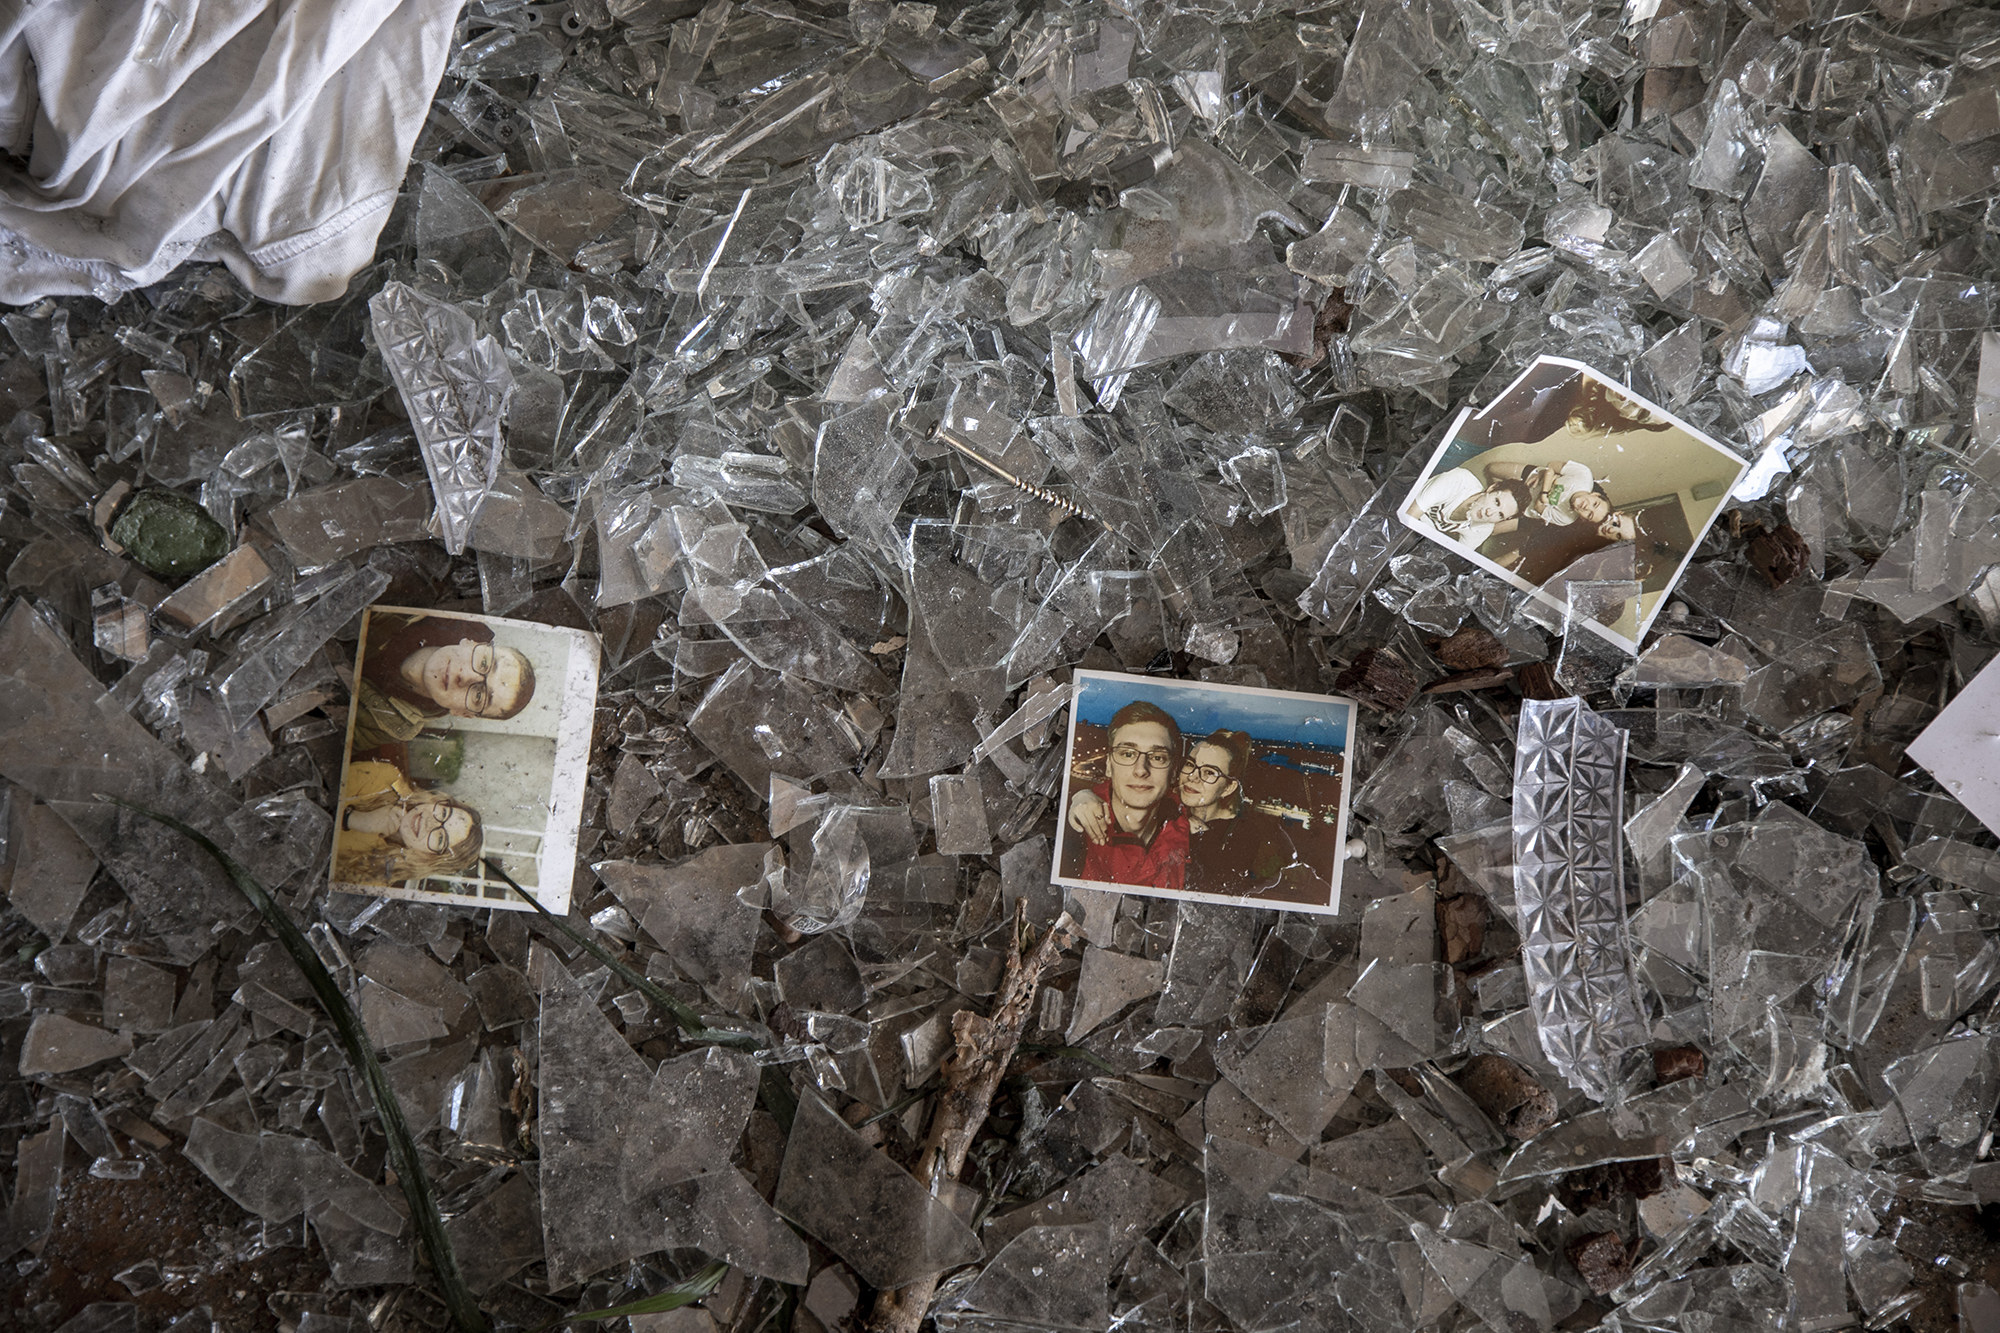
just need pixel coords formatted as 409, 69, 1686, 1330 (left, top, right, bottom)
109, 489, 231, 578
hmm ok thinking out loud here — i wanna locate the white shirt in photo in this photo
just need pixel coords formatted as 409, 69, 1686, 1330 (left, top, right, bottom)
1532, 459, 1598, 526
1409, 468, 1495, 548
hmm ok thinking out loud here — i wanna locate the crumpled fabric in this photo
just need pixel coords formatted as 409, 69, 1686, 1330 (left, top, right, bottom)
0, 0, 458, 304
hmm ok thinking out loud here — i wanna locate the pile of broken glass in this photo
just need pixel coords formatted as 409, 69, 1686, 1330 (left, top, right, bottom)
7, 0, 2000, 1328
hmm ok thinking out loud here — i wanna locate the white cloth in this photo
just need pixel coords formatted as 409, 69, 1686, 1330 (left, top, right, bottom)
1409, 467, 1495, 549
0, 0, 459, 305
1531, 459, 1597, 526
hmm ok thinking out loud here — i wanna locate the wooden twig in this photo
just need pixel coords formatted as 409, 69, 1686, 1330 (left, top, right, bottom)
862, 905, 1076, 1333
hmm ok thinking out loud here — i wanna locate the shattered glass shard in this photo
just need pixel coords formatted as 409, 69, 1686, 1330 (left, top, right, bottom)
368, 283, 512, 554
773, 1092, 982, 1289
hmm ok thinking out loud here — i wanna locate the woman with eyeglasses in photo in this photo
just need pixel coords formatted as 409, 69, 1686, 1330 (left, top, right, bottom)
1173, 730, 1309, 898
332, 758, 484, 887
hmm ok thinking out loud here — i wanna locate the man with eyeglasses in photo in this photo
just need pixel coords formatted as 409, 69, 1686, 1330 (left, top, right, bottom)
1061, 700, 1189, 892
350, 610, 538, 752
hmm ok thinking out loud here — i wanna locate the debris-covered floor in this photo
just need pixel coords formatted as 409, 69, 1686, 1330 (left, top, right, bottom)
11, 0, 2000, 1329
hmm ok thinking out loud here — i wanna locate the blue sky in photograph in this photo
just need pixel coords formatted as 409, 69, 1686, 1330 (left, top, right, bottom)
1073, 673, 1349, 751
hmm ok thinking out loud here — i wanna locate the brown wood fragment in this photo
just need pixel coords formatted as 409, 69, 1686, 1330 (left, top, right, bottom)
1429, 626, 1508, 671
1516, 661, 1569, 700
1456, 1053, 1558, 1140
863, 906, 1075, 1333
1335, 649, 1419, 712
1746, 524, 1809, 587
1423, 666, 1515, 695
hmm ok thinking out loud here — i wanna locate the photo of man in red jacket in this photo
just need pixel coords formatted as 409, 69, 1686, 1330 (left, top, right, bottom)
1061, 699, 1189, 893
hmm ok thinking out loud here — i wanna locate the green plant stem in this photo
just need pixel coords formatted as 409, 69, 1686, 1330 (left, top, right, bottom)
115, 802, 487, 1333
534, 1259, 729, 1330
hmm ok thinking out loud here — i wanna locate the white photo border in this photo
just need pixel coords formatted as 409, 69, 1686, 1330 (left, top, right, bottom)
1049, 669, 1356, 918
330, 605, 600, 914
1395, 355, 1750, 654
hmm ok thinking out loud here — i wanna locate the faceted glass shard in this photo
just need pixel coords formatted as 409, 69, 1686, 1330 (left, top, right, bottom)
1156, 902, 1259, 1027
626, 1048, 809, 1284
443, 1172, 544, 1294
368, 282, 513, 554
774, 933, 868, 1015
0, 608, 282, 957
6, 802, 97, 942
773, 1092, 982, 1289
1509, 698, 1644, 1102
1883, 1032, 2000, 1182
90, 583, 148, 665
1202, 1135, 1353, 1331
1310, 1119, 1432, 1197
103, 958, 177, 1034
1625, 763, 1705, 890
1622, 634, 1750, 689
688, 661, 862, 793
1300, 139, 1415, 190
266, 477, 434, 567
781, 805, 873, 933
356, 978, 449, 1050
184, 1117, 405, 1234
985, 1152, 1185, 1264
655, 1167, 810, 1285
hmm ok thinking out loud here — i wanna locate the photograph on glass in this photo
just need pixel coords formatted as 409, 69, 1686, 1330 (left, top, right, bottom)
332, 606, 599, 912
1398, 356, 1750, 652
1051, 670, 1355, 916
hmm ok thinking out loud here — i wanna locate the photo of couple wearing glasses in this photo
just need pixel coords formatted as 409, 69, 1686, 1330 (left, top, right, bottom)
1400, 356, 1749, 652
332, 606, 598, 914
1053, 671, 1356, 916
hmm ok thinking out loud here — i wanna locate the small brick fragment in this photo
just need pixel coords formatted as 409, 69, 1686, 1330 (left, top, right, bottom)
1335, 649, 1419, 712
1653, 1045, 1706, 1084
1557, 1158, 1669, 1214
1746, 524, 1809, 588
1567, 1231, 1632, 1295
1456, 1053, 1558, 1140
1557, 1164, 1620, 1214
